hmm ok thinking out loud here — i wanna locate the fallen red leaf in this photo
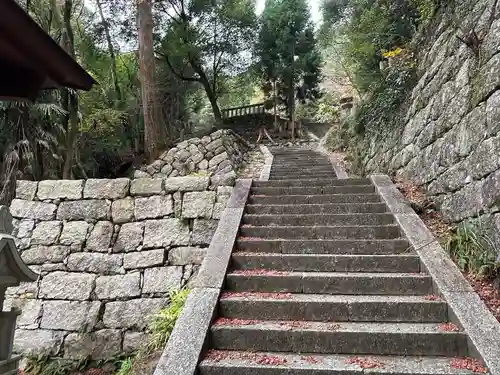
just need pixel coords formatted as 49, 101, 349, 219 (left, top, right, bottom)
254, 354, 288, 365
438, 323, 460, 332
221, 292, 293, 300
301, 355, 322, 364
232, 269, 290, 276
346, 357, 385, 369
213, 317, 261, 326
451, 357, 488, 373
424, 294, 442, 301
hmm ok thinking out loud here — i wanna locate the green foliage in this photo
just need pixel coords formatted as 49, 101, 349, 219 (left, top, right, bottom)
256, 0, 323, 117
159, 0, 257, 120
296, 94, 339, 123
445, 220, 500, 279
113, 289, 191, 375
145, 289, 191, 353
24, 355, 91, 375
116, 357, 133, 375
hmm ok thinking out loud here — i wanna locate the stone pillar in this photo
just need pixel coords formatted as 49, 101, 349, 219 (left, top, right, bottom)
0, 206, 38, 375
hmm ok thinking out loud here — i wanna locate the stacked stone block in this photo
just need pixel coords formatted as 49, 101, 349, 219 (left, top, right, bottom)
360, 0, 500, 248
4, 176, 232, 360
136, 129, 246, 180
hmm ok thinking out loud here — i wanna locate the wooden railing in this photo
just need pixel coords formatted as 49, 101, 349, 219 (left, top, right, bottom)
221, 103, 266, 119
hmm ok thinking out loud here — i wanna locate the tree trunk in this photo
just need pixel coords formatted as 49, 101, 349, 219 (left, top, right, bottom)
138, 0, 165, 161
191, 62, 222, 125
62, 0, 79, 179
96, 0, 121, 102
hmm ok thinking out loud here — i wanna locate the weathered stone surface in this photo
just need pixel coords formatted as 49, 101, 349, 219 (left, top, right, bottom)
14, 219, 35, 238
142, 266, 183, 293
111, 197, 134, 224
84, 178, 130, 199
217, 186, 233, 199
182, 192, 216, 218
465, 136, 500, 179
123, 249, 165, 269
210, 171, 236, 187
10, 199, 57, 220
212, 202, 227, 219
113, 222, 144, 252
163, 176, 210, 192
31, 221, 61, 245
95, 273, 141, 299
12, 299, 42, 328
130, 178, 163, 196
86, 221, 114, 252
168, 247, 205, 265
16, 180, 38, 200
209, 151, 228, 168
103, 298, 167, 329
64, 329, 122, 359
486, 90, 500, 135
37, 180, 84, 200
67, 253, 123, 274
440, 181, 485, 222
206, 138, 224, 151
21, 245, 70, 265
123, 331, 145, 353
143, 219, 190, 248
39, 272, 95, 300
57, 200, 110, 221
134, 170, 150, 178
59, 221, 90, 246
135, 195, 174, 220
191, 219, 218, 245
14, 329, 64, 356
40, 301, 101, 331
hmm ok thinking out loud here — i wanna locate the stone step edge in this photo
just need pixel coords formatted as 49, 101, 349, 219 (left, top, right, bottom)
151, 179, 252, 375
370, 175, 500, 373
198, 351, 485, 374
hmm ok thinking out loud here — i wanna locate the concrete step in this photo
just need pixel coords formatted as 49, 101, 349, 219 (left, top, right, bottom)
199, 352, 481, 375
246, 203, 388, 215
230, 254, 420, 273
242, 213, 394, 227
269, 172, 335, 179
253, 178, 370, 187
225, 271, 432, 295
239, 225, 401, 240
219, 293, 446, 323
251, 185, 375, 196
270, 166, 334, 173
248, 194, 381, 205
236, 239, 411, 254
270, 162, 333, 168
209, 321, 467, 356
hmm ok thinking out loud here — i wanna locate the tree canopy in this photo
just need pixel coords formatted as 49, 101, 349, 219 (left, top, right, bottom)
256, 0, 323, 118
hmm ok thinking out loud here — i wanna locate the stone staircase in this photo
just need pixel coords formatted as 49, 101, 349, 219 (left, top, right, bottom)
197, 148, 480, 374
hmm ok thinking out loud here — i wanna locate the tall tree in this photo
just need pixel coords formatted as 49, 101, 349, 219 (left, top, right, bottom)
257, 0, 322, 121
158, 0, 257, 124
62, 0, 80, 178
138, 0, 165, 159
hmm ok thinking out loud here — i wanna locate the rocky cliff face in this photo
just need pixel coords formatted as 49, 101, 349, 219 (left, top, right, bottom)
362, 0, 500, 244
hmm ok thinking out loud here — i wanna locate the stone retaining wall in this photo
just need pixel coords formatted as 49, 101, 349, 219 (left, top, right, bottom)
360, 0, 500, 245
4, 176, 233, 360
136, 129, 247, 181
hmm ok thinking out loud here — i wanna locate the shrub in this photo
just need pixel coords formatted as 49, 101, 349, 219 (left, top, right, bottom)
445, 220, 500, 279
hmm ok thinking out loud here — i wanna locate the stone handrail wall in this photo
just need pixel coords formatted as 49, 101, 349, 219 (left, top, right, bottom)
3, 176, 233, 360
361, 0, 500, 246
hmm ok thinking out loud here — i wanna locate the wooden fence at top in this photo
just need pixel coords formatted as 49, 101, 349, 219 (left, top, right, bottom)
221, 103, 267, 119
